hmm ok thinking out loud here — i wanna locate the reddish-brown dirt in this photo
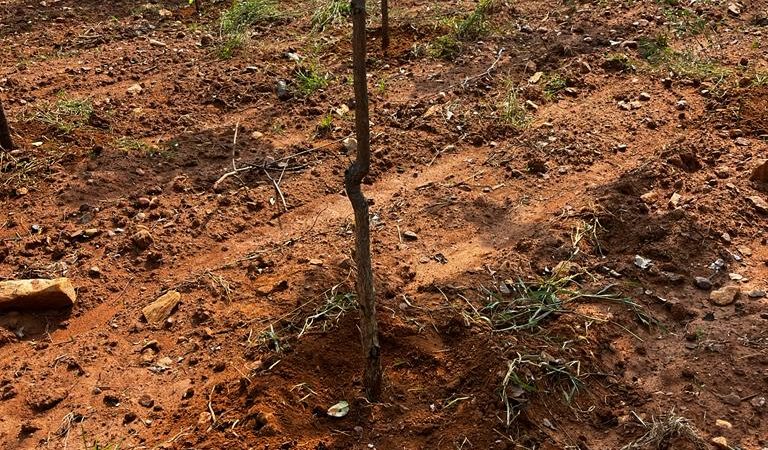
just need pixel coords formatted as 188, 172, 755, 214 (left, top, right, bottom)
1, 0, 767, 449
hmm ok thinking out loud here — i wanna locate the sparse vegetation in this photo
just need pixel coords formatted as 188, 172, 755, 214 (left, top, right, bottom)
499, 86, 530, 130
294, 64, 330, 96
430, 0, 496, 59
218, 0, 282, 57
620, 413, 708, 450
33, 93, 93, 134
311, 0, 351, 30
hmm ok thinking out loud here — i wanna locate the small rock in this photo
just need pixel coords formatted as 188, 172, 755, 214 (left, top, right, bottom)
142, 291, 181, 324
308, 259, 323, 266
715, 419, 733, 429
727, 3, 741, 16
675, 99, 688, 110
746, 195, 768, 214
131, 229, 153, 250
735, 137, 750, 146
722, 393, 741, 406
668, 192, 682, 208
138, 394, 154, 408
634, 255, 653, 270
639, 92, 651, 101
402, 231, 419, 241
694, 277, 712, 290
126, 83, 143, 95
0, 278, 77, 311
343, 137, 357, 154
640, 191, 658, 203
710, 286, 740, 306
136, 197, 151, 208
26, 388, 68, 411
148, 39, 167, 47
88, 266, 101, 278
750, 160, 768, 183
748, 289, 766, 298
276, 80, 290, 100
711, 436, 729, 449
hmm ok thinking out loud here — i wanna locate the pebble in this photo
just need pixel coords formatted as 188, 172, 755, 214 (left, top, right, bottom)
715, 419, 732, 429
711, 436, 729, 449
710, 286, 740, 306
276, 80, 290, 100
88, 266, 102, 278
675, 99, 688, 110
343, 137, 357, 154
131, 229, 154, 250
694, 276, 712, 290
639, 92, 651, 101
126, 83, 143, 95
746, 195, 768, 214
402, 231, 419, 241
748, 289, 766, 298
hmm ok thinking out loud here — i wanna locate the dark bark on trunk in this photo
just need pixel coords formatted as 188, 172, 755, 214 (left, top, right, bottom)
0, 99, 13, 151
347, 0, 382, 401
381, 0, 389, 52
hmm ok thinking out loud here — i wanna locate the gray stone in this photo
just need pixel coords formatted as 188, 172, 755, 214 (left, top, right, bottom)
694, 276, 712, 290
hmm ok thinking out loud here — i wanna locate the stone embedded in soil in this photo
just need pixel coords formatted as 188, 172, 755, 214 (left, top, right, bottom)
88, 266, 101, 278
711, 436, 729, 449
131, 229, 154, 250
710, 286, 740, 306
639, 92, 651, 101
675, 99, 688, 110
142, 290, 181, 324
720, 392, 741, 406
126, 83, 143, 95
750, 160, 768, 183
694, 276, 712, 290
138, 394, 154, 408
715, 419, 733, 429
26, 388, 68, 412
668, 192, 682, 208
748, 289, 766, 298
0, 278, 77, 311
746, 195, 768, 214
402, 231, 419, 241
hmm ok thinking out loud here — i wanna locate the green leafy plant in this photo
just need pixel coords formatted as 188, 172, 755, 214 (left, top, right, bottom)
295, 65, 329, 96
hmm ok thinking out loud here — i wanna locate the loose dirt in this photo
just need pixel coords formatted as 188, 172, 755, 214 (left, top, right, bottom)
0, 0, 767, 449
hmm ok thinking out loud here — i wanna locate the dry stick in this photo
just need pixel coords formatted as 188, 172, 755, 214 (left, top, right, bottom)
348, 0, 382, 402
211, 135, 350, 190
462, 47, 504, 88
232, 120, 240, 172
263, 168, 287, 212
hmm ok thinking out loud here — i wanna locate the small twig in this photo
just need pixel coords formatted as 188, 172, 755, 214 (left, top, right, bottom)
264, 169, 288, 212
232, 120, 240, 172
462, 47, 505, 88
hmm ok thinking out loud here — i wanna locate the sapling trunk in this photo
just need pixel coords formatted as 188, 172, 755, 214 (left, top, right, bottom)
0, 99, 13, 151
347, 0, 382, 401
381, 0, 389, 52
